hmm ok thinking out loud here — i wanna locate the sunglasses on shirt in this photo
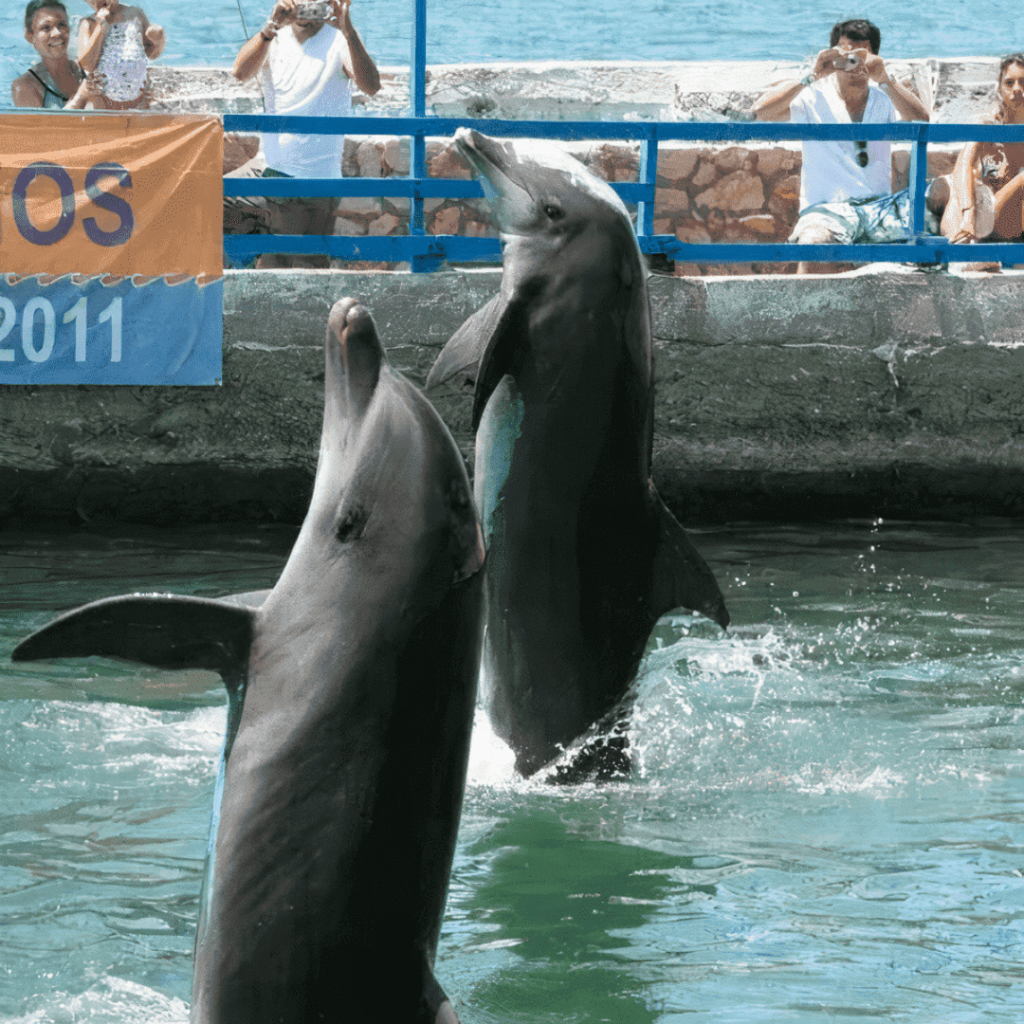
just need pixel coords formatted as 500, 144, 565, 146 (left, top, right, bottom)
854, 140, 868, 167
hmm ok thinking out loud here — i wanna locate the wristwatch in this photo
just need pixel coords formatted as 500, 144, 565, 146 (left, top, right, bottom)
261, 21, 279, 41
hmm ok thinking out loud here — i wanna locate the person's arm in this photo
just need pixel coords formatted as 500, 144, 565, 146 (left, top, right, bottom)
11, 73, 45, 108
946, 142, 981, 241
136, 8, 166, 60
233, 0, 296, 81
332, 0, 380, 96
753, 47, 840, 121
864, 56, 930, 121
77, 12, 110, 74
64, 73, 106, 109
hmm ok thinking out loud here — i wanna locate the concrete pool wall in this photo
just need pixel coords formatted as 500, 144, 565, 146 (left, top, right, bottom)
2, 267, 1023, 527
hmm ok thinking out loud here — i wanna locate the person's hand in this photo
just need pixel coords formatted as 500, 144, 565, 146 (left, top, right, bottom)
861, 51, 890, 85
143, 24, 165, 58
950, 206, 978, 244
270, 0, 298, 26
329, 0, 353, 33
810, 47, 844, 79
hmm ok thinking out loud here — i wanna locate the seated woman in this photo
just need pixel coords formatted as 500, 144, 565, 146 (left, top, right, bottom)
11, 1, 99, 108
940, 53, 1024, 269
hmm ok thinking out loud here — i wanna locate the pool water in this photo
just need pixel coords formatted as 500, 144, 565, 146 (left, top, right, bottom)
1, 519, 1021, 1022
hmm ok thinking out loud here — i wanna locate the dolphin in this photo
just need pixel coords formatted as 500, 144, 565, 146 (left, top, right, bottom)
427, 128, 729, 780
13, 298, 484, 1024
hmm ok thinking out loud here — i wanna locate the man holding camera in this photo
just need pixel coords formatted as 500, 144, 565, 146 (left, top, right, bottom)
753, 18, 929, 272
228, 0, 380, 267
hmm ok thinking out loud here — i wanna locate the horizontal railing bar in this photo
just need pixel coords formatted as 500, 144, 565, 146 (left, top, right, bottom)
225, 176, 654, 203
224, 234, 502, 260
224, 177, 486, 199
637, 238, 1024, 263
224, 233, 1024, 264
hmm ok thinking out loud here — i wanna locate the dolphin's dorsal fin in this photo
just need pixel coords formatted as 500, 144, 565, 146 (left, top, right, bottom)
649, 486, 730, 629
11, 593, 256, 693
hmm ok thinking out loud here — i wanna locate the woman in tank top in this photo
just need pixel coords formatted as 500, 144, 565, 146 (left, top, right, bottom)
11, 1, 97, 108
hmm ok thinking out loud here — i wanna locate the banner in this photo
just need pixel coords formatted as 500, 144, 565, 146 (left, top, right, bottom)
0, 113, 223, 385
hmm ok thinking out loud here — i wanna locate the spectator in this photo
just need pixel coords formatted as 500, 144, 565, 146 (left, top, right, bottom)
939, 53, 1024, 272
12, 1, 100, 108
753, 18, 929, 273
227, 0, 381, 268
77, 0, 165, 110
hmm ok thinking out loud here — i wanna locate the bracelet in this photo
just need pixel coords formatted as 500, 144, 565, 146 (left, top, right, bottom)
800, 73, 815, 88
260, 21, 279, 40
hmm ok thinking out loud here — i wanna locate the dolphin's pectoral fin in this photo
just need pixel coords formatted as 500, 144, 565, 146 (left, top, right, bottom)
12, 593, 256, 693
425, 291, 506, 392
470, 285, 537, 431
649, 487, 730, 629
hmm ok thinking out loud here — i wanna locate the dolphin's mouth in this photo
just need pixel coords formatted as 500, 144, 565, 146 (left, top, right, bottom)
453, 128, 534, 233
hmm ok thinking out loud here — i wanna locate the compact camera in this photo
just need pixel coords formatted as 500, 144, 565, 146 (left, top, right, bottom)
834, 52, 862, 70
293, 1, 333, 20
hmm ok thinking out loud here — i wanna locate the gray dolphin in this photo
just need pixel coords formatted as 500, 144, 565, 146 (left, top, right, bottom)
427, 128, 729, 780
13, 299, 484, 1024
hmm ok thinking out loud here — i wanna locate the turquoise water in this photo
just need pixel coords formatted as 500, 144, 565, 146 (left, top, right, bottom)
1, 520, 1022, 1022
3, 0, 1024, 109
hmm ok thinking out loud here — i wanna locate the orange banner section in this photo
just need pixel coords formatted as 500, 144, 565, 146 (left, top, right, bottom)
0, 113, 222, 278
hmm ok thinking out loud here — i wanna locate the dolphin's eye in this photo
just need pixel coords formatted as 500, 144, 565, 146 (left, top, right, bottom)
543, 203, 564, 221
336, 506, 368, 543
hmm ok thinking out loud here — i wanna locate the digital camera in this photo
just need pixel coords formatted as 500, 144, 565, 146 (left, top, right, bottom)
294, 1, 333, 20
835, 52, 861, 70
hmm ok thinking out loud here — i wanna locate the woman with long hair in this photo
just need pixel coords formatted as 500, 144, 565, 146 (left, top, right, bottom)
941, 53, 1024, 258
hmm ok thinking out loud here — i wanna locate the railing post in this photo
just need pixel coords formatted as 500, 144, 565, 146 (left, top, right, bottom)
408, 0, 441, 272
908, 123, 928, 237
637, 127, 657, 243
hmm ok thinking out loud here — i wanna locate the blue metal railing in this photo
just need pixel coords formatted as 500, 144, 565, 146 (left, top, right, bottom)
222, 115, 1024, 270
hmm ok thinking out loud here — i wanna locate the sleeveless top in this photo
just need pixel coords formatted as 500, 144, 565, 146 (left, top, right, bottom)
259, 26, 353, 178
95, 19, 148, 103
28, 60, 84, 108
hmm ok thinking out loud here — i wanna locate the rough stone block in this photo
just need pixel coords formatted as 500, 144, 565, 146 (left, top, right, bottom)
356, 141, 386, 178
692, 160, 717, 188
368, 214, 403, 236
755, 147, 800, 180
383, 138, 410, 175
695, 171, 765, 213
656, 147, 701, 183
335, 197, 383, 219
429, 206, 461, 235
713, 147, 752, 173
675, 221, 712, 244
223, 133, 259, 174
739, 214, 778, 236
429, 144, 472, 179
655, 188, 691, 217
333, 216, 367, 237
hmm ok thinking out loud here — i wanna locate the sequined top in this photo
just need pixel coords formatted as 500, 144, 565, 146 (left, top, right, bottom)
95, 19, 148, 103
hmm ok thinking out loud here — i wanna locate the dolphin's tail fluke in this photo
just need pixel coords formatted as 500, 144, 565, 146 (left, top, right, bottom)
648, 486, 730, 629
12, 593, 256, 690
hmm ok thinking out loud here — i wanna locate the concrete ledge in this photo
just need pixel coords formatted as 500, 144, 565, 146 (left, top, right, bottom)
2, 269, 1023, 526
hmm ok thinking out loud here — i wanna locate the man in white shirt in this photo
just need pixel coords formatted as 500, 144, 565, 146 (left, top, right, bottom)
228, 0, 380, 266
753, 19, 929, 273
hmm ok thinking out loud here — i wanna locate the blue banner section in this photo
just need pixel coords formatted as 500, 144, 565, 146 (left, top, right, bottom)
0, 275, 222, 385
